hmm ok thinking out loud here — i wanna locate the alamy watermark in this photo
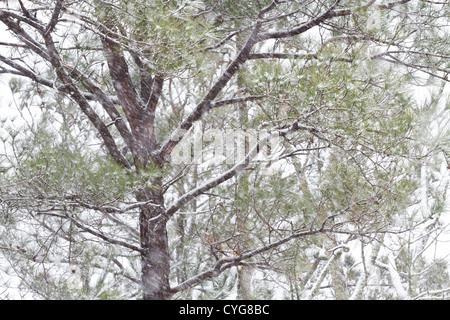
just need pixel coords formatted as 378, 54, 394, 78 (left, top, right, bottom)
170, 121, 283, 175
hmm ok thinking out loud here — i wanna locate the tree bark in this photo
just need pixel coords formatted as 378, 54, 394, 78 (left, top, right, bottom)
137, 179, 172, 300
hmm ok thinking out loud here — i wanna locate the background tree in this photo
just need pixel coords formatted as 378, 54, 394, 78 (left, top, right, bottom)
0, 0, 449, 299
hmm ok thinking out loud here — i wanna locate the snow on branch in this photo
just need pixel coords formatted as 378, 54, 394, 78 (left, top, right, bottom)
211, 95, 266, 108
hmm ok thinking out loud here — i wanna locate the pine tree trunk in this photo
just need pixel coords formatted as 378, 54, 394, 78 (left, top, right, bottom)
137, 179, 171, 300
330, 252, 348, 300
237, 266, 253, 300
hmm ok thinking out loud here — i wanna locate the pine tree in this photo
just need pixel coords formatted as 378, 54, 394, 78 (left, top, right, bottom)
0, 0, 448, 300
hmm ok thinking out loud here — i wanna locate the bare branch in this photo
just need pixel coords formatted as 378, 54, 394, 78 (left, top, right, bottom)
205, 28, 245, 51
72, 198, 165, 215
248, 52, 317, 60
258, 0, 282, 18
146, 75, 164, 112
165, 127, 269, 216
0, 7, 44, 31
378, 0, 412, 10
166, 120, 316, 216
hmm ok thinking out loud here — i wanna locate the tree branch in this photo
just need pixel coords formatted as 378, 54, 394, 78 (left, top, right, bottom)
101, 27, 159, 158
0, 59, 121, 104
44, 0, 63, 36
0, 9, 130, 168
157, 22, 263, 162
101, 37, 145, 128
248, 52, 317, 60
66, 65, 140, 158
0, 7, 44, 31
378, 0, 412, 10
43, 33, 131, 168
65, 211, 143, 253
257, 0, 349, 41
165, 126, 269, 217
373, 52, 449, 82
0, 41, 27, 48
170, 228, 323, 294
0, 11, 49, 60
0, 54, 54, 87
